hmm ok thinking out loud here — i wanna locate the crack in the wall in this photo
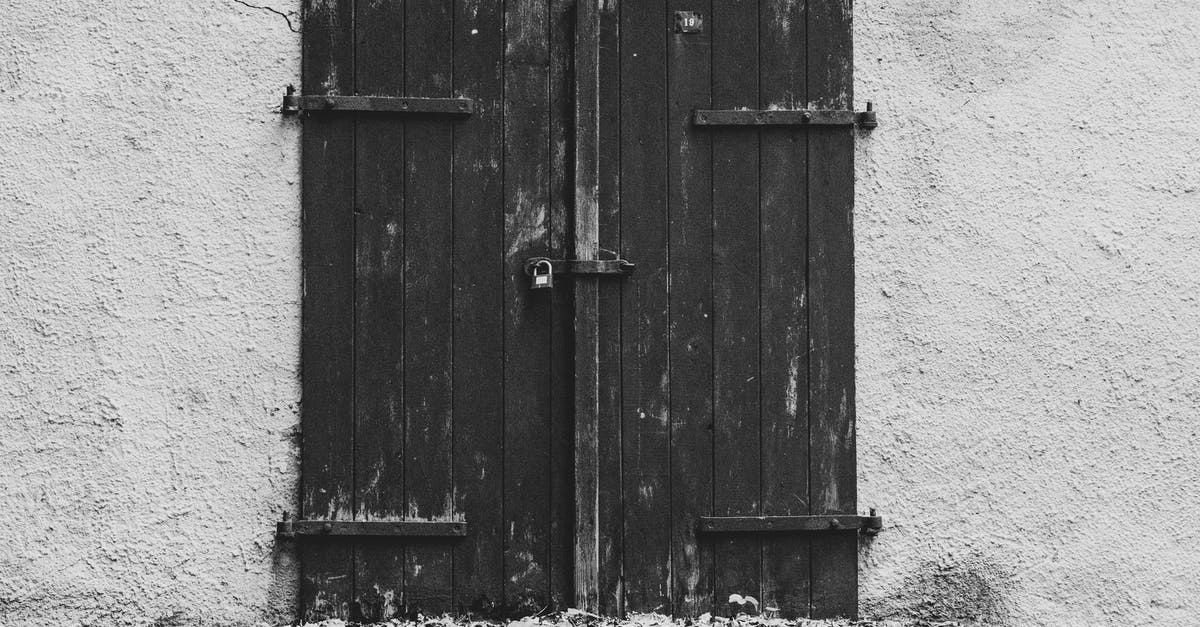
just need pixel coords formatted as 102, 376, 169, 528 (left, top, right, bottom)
230, 0, 300, 33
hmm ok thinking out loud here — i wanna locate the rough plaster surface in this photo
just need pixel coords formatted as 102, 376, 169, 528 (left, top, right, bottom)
855, 1, 1200, 625
0, 2, 303, 625
0, 1, 1197, 626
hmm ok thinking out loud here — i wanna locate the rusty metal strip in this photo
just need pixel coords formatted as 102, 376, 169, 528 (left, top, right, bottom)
281, 89, 475, 116
698, 513, 882, 534
276, 519, 468, 538
692, 105, 877, 129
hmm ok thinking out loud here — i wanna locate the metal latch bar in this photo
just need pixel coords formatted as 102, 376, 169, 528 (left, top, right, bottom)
693, 103, 877, 129
276, 518, 468, 539
281, 87, 475, 116
698, 512, 882, 535
524, 257, 635, 277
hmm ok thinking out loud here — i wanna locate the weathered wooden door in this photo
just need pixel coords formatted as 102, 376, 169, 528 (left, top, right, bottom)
590, 0, 860, 619
293, 0, 862, 621
297, 0, 576, 620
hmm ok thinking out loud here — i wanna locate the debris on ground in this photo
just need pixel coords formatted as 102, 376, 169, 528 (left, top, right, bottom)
290, 611, 964, 627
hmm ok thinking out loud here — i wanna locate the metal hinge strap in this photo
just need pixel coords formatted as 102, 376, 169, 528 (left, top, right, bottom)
698, 513, 883, 535
281, 86, 475, 116
276, 519, 468, 539
693, 103, 877, 129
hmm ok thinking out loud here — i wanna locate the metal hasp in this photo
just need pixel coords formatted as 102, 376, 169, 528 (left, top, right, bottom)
276, 517, 468, 539
280, 85, 475, 116
524, 256, 635, 277
698, 511, 883, 536
693, 102, 878, 129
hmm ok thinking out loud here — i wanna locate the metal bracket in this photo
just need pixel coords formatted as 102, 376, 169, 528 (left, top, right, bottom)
524, 257, 635, 277
276, 517, 467, 539
280, 85, 475, 116
693, 102, 877, 129
698, 511, 883, 535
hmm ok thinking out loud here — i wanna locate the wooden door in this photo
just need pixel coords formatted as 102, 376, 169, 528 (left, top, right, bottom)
592, 0, 860, 619
298, 0, 575, 620
294, 0, 860, 621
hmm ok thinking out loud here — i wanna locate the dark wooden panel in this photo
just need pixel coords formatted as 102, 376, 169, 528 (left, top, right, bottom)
451, 0, 506, 615
352, 0, 407, 619
618, 0, 672, 613
596, 1, 624, 615
807, 0, 858, 618
758, 0, 812, 617
300, 0, 355, 621
401, 0, 456, 614
710, 0, 762, 614
571, 0, 602, 612
503, 0, 553, 615
667, 0, 714, 615
549, 0, 576, 611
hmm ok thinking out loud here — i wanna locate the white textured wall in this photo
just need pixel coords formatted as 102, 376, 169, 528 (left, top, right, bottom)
856, 1, 1200, 625
0, 2, 302, 625
1, 1, 1197, 625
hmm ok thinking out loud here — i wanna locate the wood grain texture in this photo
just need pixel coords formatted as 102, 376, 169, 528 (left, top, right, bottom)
502, 0, 553, 615
807, 0, 858, 618
549, 0, 576, 612
596, 0, 624, 615
667, 0, 714, 615
352, 0, 407, 619
300, 0, 355, 620
759, 0, 812, 617
451, 0, 507, 615
400, 0, 457, 614
618, 0, 672, 613
710, 0, 763, 615
573, 0, 603, 613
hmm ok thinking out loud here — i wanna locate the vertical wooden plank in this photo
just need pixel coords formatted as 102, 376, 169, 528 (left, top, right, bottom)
596, 0, 624, 615
503, 0, 553, 615
452, 0, 506, 615
574, 0, 602, 613
618, 0, 672, 613
709, 1, 762, 613
807, 0, 857, 618
549, 0, 576, 610
758, 0, 812, 617
352, 0, 406, 619
402, 0, 456, 614
300, 0, 356, 621
667, 0, 714, 615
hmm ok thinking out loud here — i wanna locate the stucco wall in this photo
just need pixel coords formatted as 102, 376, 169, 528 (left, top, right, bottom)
0, 2, 303, 625
855, 1, 1200, 624
0, 1, 1196, 626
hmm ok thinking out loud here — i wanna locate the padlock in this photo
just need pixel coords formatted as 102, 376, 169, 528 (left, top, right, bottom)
531, 259, 554, 289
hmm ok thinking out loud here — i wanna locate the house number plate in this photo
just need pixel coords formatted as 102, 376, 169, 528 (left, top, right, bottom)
674, 11, 703, 33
